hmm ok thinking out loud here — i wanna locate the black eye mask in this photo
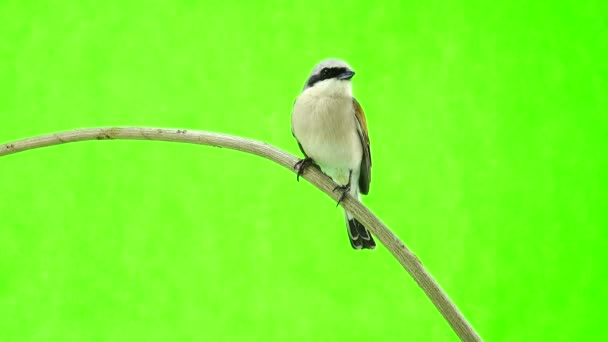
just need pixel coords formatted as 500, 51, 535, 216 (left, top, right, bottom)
306, 67, 348, 88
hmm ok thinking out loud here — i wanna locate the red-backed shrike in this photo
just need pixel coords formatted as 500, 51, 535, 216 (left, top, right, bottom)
291, 59, 375, 249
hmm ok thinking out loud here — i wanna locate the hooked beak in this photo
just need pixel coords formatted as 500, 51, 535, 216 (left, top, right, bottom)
338, 70, 355, 80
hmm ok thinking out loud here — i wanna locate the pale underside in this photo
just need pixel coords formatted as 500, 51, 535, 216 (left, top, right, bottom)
292, 80, 363, 189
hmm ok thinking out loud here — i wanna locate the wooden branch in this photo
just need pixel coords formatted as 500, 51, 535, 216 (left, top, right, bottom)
0, 127, 481, 341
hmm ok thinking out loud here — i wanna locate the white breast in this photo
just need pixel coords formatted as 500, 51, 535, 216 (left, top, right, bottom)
291, 81, 363, 185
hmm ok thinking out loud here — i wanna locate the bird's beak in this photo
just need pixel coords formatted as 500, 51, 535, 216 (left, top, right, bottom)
338, 70, 355, 80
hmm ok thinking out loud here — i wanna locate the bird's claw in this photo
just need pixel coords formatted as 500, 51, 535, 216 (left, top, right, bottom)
333, 170, 353, 207
333, 184, 351, 207
294, 158, 313, 182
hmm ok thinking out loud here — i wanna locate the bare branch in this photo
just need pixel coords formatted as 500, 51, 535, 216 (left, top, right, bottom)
0, 127, 481, 341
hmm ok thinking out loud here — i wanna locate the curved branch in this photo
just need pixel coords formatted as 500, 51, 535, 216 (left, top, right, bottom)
1, 127, 481, 341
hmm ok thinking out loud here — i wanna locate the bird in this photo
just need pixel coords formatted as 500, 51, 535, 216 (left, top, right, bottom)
291, 59, 376, 250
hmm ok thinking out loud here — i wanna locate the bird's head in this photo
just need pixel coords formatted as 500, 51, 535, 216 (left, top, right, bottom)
303, 59, 355, 97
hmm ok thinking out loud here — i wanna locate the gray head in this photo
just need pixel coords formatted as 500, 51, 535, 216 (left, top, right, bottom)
304, 59, 355, 89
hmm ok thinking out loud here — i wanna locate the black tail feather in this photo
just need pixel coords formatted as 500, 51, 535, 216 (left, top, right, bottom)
347, 218, 376, 250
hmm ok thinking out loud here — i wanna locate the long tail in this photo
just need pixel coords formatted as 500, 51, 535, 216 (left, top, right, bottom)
343, 184, 375, 249
346, 214, 376, 249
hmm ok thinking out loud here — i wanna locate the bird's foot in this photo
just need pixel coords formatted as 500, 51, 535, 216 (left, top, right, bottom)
333, 183, 351, 207
294, 158, 314, 182
333, 170, 353, 207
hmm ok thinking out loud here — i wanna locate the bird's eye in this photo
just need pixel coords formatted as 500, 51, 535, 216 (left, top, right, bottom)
321, 68, 329, 75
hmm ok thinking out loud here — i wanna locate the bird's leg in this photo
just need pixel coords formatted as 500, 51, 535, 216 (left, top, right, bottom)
294, 157, 314, 182
333, 170, 353, 207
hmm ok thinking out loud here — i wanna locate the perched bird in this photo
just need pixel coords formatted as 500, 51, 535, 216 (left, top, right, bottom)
291, 59, 375, 250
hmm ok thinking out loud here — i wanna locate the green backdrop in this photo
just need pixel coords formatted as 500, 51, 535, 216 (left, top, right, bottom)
1, 1, 606, 341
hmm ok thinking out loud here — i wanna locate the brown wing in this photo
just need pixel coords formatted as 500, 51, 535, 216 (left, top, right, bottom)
353, 98, 372, 194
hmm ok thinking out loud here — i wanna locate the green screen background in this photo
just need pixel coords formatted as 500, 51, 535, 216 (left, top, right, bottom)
1, 1, 606, 341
